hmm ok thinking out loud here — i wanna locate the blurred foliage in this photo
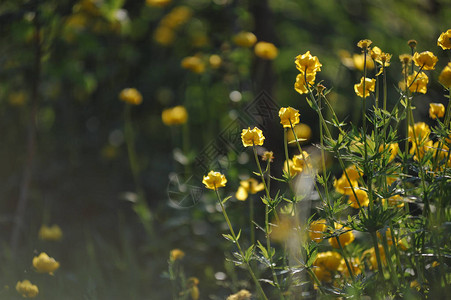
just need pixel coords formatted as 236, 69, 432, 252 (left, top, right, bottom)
0, 0, 450, 298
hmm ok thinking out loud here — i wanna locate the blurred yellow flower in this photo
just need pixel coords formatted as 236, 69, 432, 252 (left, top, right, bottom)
38, 224, 63, 241
119, 88, 142, 105
190, 286, 199, 300
202, 171, 227, 190
209, 54, 222, 69
295, 51, 322, 75
429, 103, 445, 119
328, 224, 355, 248
438, 29, 451, 50
146, 0, 171, 7
413, 51, 438, 70
439, 62, 451, 88
181, 56, 205, 74
270, 216, 296, 243
153, 26, 175, 46
313, 251, 342, 282
409, 122, 430, 144
309, 219, 327, 242
294, 72, 316, 94
8, 91, 27, 106
354, 77, 376, 98
407, 71, 429, 94
279, 107, 300, 128
227, 289, 252, 300
410, 139, 433, 161
254, 41, 278, 60
16, 280, 38, 298
287, 123, 312, 145
338, 257, 362, 277
161, 6, 192, 29
161, 106, 188, 125
370, 46, 382, 60
363, 245, 386, 270
348, 189, 369, 209
241, 127, 265, 147
32, 252, 60, 275
399, 54, 412, 66
233, 31, 257, 48
170, 248, 185, 261
378, 143, 399, 163
235, 178, 264, 201
352, 53, 375, 71
357, 39, 372, 49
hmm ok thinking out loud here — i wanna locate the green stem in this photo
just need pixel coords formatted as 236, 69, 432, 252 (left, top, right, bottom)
215, 188, 268, 300
370, 231, 385, 282
380, 230, 399, 286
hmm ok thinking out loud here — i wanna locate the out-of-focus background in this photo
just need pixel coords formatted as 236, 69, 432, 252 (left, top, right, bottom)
0, 0, 450, 298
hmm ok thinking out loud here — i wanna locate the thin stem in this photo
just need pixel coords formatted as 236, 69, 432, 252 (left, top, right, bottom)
370, 231, 385, 282
214, 189, 268, 300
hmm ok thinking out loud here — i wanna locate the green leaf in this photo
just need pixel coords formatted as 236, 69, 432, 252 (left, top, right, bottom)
222, 234, 235, 242
257, 241, 269, 259
222, 196, 232, 204
244, 245, 255, 262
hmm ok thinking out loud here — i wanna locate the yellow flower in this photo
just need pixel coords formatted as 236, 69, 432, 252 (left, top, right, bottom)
119, 88, 142, 105
378, 143, 399, 163
377, 228, 394, 245
16, 280, 39, 298
279, 107, 300, 128
352, 53, 375, 71
32, 252, 60, 275
313, 251, 342, 281
283, 159, 298, 178
287, 123, 312, 144
209, 54, 222, 69
357, 39, 372, 49
429, 103, 445, 119
370, 46, 382, 60
233, 31, 257, 48
170, 249, 185, 261
344, 165, 362, 181
295, 51, 322, 75
254, 41, 278, 60
354, 77, 376, 98
241, 127, 265, 147
161, 106, 188, 125
292, 151, 311, 173
439, 62, 451, 88
227, 289, 252, 300
202, 171, 227, 190
309, 219, 327, 242
38, 224, 63, 241
334, 175, 358, 195
328, 224, 355, 248
437, 29, 451, 50
161, 6, 192, 29
294, 72, 316, 94
382, 195, 404, 208
348, 188, 369, 209
181, 56, 205, 74
410, 139, 433, 161
261, 151, 274, 162
413, 51, 438, 70
407, 71, 428, 94
235, 178, 264, 201
153, 26, 175, 46
146, 0, 171, 7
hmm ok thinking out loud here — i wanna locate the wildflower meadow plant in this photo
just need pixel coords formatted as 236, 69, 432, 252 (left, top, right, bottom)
200, 29, 451, 299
